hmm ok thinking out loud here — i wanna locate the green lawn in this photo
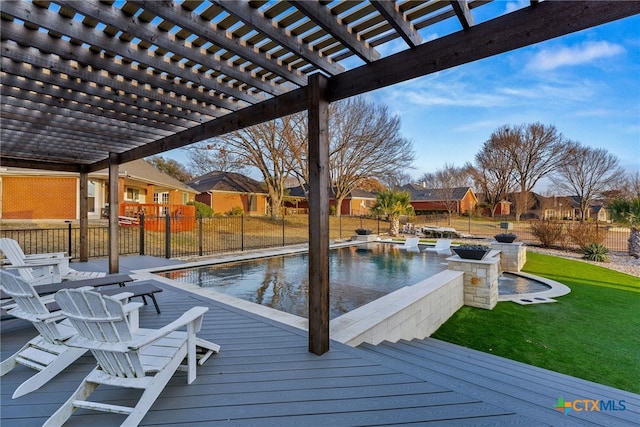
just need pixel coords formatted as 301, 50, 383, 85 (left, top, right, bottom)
432, 252, 640, 393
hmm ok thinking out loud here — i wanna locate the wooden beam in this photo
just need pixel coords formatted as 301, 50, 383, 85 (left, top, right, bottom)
450, 0, 474, 30
0, 1, 258, 107
307, 73, 330, 355
370, 0, 423, 47
128, 0, 308, 87
291, 0, 380, 63
79, 171, 89, 262
108, 154, 119, 274
212, 0, 344, 75
0, 157, 82, 172
56, 0, 288, 96
108, 0, 639, 172
329, 1, 640, 101
0, 39, 221, 119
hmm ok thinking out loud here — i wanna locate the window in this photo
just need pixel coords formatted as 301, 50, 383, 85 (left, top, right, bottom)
183, 192, 188, 205
126, 187, 140, 201
88, 180, 96, 213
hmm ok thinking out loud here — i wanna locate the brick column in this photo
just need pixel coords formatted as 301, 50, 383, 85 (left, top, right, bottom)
447, 255, 500, 310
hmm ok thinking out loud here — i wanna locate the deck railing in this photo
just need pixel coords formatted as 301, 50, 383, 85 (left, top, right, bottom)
0, 215, 632, 260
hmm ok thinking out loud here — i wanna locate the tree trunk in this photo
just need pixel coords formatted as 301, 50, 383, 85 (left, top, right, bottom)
390, 216, 400, 236
629, 228, 640, 259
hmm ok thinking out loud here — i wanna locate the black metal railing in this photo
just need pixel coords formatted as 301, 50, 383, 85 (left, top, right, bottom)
1, 214, 631, 260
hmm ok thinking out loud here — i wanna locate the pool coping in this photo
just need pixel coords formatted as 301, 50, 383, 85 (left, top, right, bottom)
498, 271, 571, 303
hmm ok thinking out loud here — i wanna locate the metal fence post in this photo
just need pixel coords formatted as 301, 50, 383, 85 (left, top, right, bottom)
139, 213, 145, 255
165, 213, 171, 259
241, 215, 245, 252
66, 220, 72, 258
282, 215, 285, 247
198, 216, 203, 256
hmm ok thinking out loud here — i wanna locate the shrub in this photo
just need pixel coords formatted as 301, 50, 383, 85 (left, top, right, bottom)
187, 201, 213, 218
583, 243, 609, 262
530, 220, 565, 248
228, 206, 244, 216
568, 222, 607, 249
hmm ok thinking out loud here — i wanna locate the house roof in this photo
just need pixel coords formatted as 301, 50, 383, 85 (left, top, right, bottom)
186, 171, 266, 194
401, 184, 474, 202
1, 1, 635, 172
286, 186, 376, 200
92, 159, 198, 193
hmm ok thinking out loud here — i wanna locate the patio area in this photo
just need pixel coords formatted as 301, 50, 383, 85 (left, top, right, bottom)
1, 256, 638, 426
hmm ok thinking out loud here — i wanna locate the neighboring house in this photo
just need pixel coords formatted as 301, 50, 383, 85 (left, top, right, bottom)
475, 192, 512, 217
400, 184, 477, 215
284, 186, 377, 216
0, 159, 198, 220
186, 171, 268, 216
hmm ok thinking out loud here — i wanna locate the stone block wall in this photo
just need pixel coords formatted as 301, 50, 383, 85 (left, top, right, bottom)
447, 255, 500, 310
490, 242, 526, 272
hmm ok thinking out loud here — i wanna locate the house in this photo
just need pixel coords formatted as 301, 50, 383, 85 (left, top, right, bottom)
284, 186, 377, 216
186, 171, 268, 216
0, 159, 198, 221
400, 184, 477, 215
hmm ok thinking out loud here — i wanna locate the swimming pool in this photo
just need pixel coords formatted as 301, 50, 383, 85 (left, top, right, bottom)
159, 242, 560, 318
160, 242, 449, 319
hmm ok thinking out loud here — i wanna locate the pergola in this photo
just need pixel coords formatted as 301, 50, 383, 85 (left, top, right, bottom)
1, 0, 638, 354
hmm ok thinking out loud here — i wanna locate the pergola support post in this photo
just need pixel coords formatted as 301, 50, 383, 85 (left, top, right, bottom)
307, 74, 330, 355
108, 153, 119, 274
78, 170, 89, 261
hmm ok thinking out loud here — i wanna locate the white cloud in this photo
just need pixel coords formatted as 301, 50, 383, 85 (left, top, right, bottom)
526, 41, 625, 71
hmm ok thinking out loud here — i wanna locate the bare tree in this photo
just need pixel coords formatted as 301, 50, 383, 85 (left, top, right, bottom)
626, 171, 640, 199
329, 97, 414, 216
484, 123, 568, 221
471, 138, 517, 217
434, 163, 471, 225
184, 140, 247, 176
552, 144, 625, 221
417, 172, 438, 189
194, 118, 298, 219
145, 156, 193, 182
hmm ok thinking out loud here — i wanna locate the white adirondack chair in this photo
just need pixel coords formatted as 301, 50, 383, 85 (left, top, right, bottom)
0, 238, 105, 284
45, 288, 219, 427
0, 271, 141, 399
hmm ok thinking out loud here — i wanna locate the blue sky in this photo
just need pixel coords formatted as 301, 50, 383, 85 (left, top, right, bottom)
167, 2, 639, 189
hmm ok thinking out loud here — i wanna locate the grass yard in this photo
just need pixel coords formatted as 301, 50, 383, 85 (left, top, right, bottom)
432, 251, 640, 394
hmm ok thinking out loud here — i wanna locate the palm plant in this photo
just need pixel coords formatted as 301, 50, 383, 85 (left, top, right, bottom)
608, 198, 640, 258
370, 190, 415, 236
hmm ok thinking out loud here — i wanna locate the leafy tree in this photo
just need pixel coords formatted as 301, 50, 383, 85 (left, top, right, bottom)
608, 198, 640, 258
145, 156, 193, 182
552, 144, 624, 221
481, 123, 567, 221
370, 190, 414, 236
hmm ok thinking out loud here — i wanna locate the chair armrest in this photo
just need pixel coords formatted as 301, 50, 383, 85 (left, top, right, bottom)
3, 260, 63, 268
128, 306, 208, 351
24, 252, 68, 260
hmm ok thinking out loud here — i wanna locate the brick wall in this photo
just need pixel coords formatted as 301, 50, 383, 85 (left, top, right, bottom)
2, 176, 76, 219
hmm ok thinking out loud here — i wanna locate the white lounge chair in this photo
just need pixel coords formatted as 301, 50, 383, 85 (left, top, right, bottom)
44, 288, 220, 426
424, 239, 452, 255
396, 236, 420, 252
0, 271, 141, 399
0, 238, 105, 285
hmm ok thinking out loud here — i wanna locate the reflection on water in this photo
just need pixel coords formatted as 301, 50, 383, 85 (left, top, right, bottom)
162, 243, 449, 319
162, 245, 553, 318
498, 273, 551, 295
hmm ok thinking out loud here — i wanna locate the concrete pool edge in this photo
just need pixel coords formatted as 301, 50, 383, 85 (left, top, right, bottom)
498, 271, 571, 303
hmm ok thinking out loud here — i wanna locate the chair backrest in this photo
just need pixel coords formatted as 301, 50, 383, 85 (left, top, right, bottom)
0, 271, 68, 343
403, 237, 420, 247
434, 239, 452, 250
0, 238, 35, 282
55, 289, 144, 378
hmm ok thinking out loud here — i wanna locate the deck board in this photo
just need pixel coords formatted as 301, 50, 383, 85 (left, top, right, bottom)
2, 274, 638, 426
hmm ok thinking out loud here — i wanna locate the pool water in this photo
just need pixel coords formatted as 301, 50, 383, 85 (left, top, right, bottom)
161, 243, 448, 319
160, 243, 551, 319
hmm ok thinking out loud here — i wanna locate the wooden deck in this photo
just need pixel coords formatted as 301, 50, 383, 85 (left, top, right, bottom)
2, 273, 638, 425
